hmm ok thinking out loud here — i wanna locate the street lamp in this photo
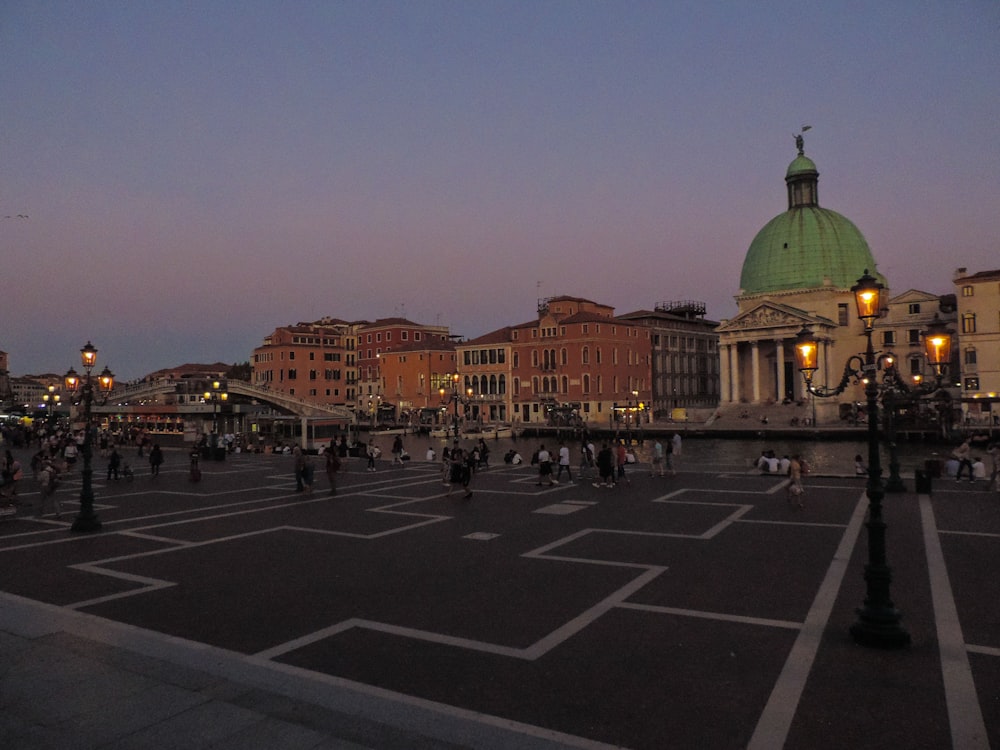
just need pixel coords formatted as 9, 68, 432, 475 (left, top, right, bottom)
63, 341, 114, 533
42, 385, 61, 422
438, 373, 462, 440
203, 380, 228, 453
793, 270, 907, 648
794, 275, 954, 648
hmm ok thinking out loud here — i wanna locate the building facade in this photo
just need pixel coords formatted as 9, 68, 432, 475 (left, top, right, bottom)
954, 268, 1000, 425
504, 296, 652, 429
618, 301, 720, 417
355, 318, 452, 419
251, 318, 357, 407
374, 338, 459, 426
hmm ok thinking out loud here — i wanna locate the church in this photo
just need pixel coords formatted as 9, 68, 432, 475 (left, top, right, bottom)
716, 137, 884, 425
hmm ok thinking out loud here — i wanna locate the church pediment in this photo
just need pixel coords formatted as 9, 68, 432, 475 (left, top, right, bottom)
716, 302, 832, 334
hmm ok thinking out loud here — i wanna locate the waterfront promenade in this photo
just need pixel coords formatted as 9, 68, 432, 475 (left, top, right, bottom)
1, 444, 997, 748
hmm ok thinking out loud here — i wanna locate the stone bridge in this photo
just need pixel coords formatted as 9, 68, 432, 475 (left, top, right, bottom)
107, 379, 355, 421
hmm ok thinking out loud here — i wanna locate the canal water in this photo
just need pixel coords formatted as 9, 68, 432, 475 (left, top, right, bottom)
361, 430, 959, 477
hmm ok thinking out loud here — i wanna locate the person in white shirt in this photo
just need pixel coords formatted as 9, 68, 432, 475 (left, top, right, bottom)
557, 442, 572, 482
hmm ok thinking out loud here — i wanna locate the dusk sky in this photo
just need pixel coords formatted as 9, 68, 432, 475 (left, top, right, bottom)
3, 1, 998, 381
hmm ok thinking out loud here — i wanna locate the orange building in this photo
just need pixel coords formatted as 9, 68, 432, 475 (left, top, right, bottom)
375, 339, 459, 426
455, 296, 652, 429
251, 318, 357, 407
355, 318, 451, 419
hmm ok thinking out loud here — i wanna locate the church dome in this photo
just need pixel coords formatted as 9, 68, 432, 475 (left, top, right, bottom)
739, 145, 883, 296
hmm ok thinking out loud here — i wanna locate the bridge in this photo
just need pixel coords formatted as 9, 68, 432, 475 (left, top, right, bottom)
105, 379, 355, 421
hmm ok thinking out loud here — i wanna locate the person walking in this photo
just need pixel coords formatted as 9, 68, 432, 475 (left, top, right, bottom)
301, 453, 315, 495
36, 460, 62, 518
787, 454, 807, 508
446, 445, 473, 500
594, 443, 615, 488
651, 439, 665, 477
536, 444, 555, 486
106, 447, 121, 481
556, 442, 572, 482
391, 434, 405, 466
149, 444, 164, 477
616, 441, 630, 486
324, 441, 341, 496
293, 444, 306, 491
579, 440, 594, 480
366, 441, 380, 472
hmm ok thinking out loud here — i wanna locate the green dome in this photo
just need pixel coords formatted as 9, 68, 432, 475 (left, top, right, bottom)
739, 148, 884, 295
739, 208, 881, 294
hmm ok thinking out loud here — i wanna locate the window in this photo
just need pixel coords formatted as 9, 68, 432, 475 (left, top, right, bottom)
908, 329, 920, 344
882, 331, 896, 346
288, 369, 297, 380
964, 377, 980, 391
289, 351, 295, 360
962, 313, 977, 334
908, 303, 921, 314
965, 349, 977, 365
582, 346, 590, 365
838, 304, 849, 326
962, 285, 974, 297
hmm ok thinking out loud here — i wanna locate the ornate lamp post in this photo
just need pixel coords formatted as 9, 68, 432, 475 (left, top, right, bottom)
438, 373, 462, 440
795, 276, 954, 648
794, 271, 907, 648
203, 380, 228, 458
42, 385, 61, 423
64, 341, 114, 533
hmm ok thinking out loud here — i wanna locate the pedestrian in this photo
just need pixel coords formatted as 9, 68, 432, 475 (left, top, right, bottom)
63, 438, 79, 472
301, 453, 315, 495
988, 443, 999, 491
391, 435, 405, 466
854, 454, 867, 476
36, 460, 62, 518
579, 440, 594, 480
651, 439, 665, 477
557, 442, 572, 482
149, 443, 164, 477
447, 445, 473, 499
1, 450, 23, 500
323, 441, 341, 496
593, 443, 615, 488
366, 441, 380, 472
665, 437, 677, 476
616, 441, 630, 485
477, 438, 490, 469
787, 454, 807, 508
426, 445, 436, 462
293, 444, 306, 490
672, 432, 682, 457
953, 439, 974, 482
107, 447, 121, 480
536, 444, 555, 486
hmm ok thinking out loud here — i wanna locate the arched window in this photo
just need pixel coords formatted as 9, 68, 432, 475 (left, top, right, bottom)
582, 346, 590, 365
532, 350, 539, 367
513, 377, 520, 396
561, 375, 568, 393
489, 374, 498, 394
498, 374, 506, 394
561, 348, 568, 366
582, 374, 590, 393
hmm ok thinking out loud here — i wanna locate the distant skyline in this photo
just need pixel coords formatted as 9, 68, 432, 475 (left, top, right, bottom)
3, 1, 998, 380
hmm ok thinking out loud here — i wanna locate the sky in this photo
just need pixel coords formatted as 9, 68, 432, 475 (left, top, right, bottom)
2, 1, 998, 381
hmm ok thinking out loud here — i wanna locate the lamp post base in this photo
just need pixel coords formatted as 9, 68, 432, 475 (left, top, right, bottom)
884, 475, 907, 493
71, 513, 102, 533
850, 610, 911, 649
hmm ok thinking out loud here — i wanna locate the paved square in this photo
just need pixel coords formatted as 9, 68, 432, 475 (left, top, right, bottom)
1, 450, 997, 748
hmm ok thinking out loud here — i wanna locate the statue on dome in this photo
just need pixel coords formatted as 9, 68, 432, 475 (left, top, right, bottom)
794, 125, 812, 156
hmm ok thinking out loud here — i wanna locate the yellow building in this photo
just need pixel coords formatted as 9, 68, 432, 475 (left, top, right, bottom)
954, 268, 1000, 425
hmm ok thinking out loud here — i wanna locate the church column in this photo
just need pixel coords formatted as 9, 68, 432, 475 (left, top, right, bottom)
720, 344, 731, 403
775, 338, 785, 402
751, 341, 761, 403
731, 342, 741, 404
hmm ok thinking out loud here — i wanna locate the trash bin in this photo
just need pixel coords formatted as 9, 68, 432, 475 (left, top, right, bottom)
915, 469, 932, 495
